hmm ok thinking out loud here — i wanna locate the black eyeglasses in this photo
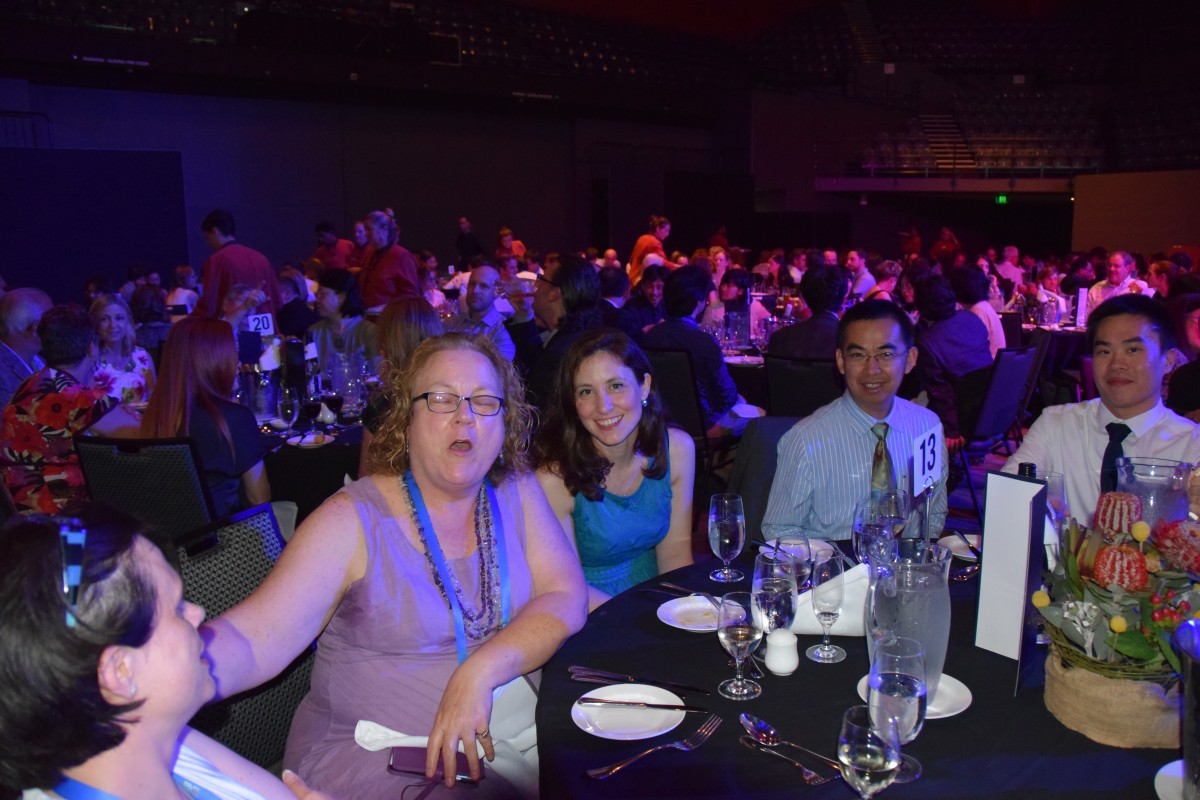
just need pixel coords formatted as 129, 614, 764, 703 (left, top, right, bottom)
413, 391, 505, 416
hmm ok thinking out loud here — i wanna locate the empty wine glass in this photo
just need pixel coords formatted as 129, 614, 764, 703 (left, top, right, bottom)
867, 635, 926, 783
838, 705, 901, 800
717, 592, 763, 700
806, 554, 846, 663
709, 493, 746, 582
751, 552, 798, 634
276, 385, 299, 436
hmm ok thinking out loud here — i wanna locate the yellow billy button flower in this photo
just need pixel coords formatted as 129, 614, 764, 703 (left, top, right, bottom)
1032, 590, 1051, 608
1109, 615, 1128, 633
1131, 521, 1151, 543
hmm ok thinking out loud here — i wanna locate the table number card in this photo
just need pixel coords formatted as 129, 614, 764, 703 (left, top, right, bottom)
910, 424, 943, 499
247, 312, 276, 336
975, 471, 1047, 692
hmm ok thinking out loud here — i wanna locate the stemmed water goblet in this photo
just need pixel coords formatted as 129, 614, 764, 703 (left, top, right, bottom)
838, 705, 902, 799
867, 635, 926, 783
276, 385, 299, 437
709, 493, 746, 582
717, 592, 763, 700
806, 554, 845, 663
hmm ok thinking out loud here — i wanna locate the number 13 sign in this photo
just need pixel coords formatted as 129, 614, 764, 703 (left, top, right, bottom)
911, 424, 943, 498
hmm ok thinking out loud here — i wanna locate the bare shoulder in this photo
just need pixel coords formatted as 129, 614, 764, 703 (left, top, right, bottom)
666, 426, 694, 454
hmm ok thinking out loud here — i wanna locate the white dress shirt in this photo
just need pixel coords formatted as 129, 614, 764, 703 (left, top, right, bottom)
1087, 276, 1153, 315
1003, 399, 1200, 526
969, 301, 1007, 358
762, 392, 948, 541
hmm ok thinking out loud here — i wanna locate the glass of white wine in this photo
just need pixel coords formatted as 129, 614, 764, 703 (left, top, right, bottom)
717, 592, 762, 700
709, 493, 746, 582
838, 705, 901, 799
277, 385, 300, 437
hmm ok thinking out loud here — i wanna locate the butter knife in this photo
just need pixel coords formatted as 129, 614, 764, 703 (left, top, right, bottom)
568, 666, 713, 696
577, 697, 709, 713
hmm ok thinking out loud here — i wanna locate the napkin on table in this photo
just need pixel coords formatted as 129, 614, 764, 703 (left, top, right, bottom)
791, 562, 869, 636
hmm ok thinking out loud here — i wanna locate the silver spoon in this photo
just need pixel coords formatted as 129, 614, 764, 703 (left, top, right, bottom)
952, 563, 980, 582
738, 714, 837, 784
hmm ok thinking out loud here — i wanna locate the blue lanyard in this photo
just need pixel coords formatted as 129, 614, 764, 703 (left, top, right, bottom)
54, 776, 221, 800
403, 471, 509, 664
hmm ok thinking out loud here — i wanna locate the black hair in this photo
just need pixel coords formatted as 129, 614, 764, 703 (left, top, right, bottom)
200, 208, 235, 237
913, 274, 958, 323
1169, 252, 1194, 272
318, 268, 366, 318
949, 266, 991, 306
1087, 293, 1178, 352
598, 266, 630, 298
38, 304, 99, 368
314, 220, 336, 235
837, 299, 916, 350
130, 284, 168, 325
0, 507, 158, 796
556, 253, 601, 320
638, 265, 670, 288
800, 264, 850, 314
663, 264, 711, 319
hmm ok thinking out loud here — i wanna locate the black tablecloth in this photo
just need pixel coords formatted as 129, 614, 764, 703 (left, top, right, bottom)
263, 425, 362, 523
728, 361, 768, 410
536, 557, 1171, 799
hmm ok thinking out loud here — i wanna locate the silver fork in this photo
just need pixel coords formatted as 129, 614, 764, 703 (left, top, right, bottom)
585, 714, 722, 779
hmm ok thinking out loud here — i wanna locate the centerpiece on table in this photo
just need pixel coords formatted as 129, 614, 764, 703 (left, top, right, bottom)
1033, 490, 1200, 748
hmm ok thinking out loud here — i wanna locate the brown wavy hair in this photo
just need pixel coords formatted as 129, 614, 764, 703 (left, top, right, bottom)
367, 333, 533, 481
532, 328, 667, 501
376, 297, 444, 384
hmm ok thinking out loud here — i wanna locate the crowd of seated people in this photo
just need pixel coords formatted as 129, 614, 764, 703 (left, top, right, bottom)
7, 205, 1200, 797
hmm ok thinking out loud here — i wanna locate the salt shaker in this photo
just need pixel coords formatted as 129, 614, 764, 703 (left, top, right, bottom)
764, 628, 800, 676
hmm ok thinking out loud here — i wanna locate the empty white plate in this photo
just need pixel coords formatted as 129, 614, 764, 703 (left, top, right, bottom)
571, 683, 686, 740
938, 534, 981, 562
657, 596, 719, 632
857, 673, 972, 719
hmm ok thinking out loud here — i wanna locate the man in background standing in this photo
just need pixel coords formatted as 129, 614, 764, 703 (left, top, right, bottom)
196, 209, 279, 317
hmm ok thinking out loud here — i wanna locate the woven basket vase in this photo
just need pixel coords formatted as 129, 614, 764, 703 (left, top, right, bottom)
1044, 653, 1181, 749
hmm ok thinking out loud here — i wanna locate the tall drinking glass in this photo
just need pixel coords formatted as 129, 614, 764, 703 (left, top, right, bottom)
717, 592, 763, 700
775, 533, 813, 590
806, 555, 846, 663
277, 385, 299, 436
867, 636, 926, 782
838, 705, 901, 799
751, 552, 798, 633
709, 493, 746, 582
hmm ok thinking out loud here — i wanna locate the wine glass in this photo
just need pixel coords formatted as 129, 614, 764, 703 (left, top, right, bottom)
838, 705, 902, 799
867, 635, 926, 783
806, 554, 846, 663
708, 493, 746, 582
276, 385, 299, 436
717, 592, 762, 700
774, 533, 812, 590
872, 490, 911, 539
751, 552, 798, 634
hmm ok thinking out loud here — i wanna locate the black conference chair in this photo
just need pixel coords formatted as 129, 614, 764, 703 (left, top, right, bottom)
763, 356, 843, 418
74, 436, 214, 542
726, 416, 802, 543
958, 345, 1045, 525
179, 504, 314, 769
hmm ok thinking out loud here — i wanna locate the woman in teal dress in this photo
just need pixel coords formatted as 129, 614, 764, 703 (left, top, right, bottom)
535, 329, 695, 609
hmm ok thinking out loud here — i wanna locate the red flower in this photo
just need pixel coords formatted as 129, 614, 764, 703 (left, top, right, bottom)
33, 396, 73, 429
5, 419, 43, 453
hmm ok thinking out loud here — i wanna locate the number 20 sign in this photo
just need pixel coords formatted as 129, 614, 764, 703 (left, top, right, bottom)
911, 425, 943, 497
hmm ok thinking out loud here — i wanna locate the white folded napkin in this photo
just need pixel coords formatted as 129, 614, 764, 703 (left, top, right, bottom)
791, 562, 869, 637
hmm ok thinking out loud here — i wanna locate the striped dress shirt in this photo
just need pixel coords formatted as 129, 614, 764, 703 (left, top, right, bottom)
762, 392, 948, 541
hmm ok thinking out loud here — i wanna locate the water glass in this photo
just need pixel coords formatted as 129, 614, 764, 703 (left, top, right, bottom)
838, 705, 901, 799
868, 635, 926, 782
717, 592, 763, 700
751, 552, 798, 633
709, 493, 746, 582
806, 555, 846, 663
773, 533, 814, 590
276, 385, 299, 436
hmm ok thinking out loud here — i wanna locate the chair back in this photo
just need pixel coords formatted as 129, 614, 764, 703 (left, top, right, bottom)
998, 311, 1022, 348
967, 345, 1043, 442
726, 417, 801, 542
74, 436, 214, 541
1079, 355, 1097, 400
643, 348, 707, 439
763, 357, 842, 417
178, 504, 314, 768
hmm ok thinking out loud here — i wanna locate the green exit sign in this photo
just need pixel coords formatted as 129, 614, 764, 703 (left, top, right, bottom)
995, 195, 1008, 204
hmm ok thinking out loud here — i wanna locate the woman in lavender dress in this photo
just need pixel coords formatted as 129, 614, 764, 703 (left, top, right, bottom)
202, 334, 587, 798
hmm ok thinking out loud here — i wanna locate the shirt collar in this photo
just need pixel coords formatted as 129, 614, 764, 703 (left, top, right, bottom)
1094, 398, 1165, 440
839, 391, 900, 432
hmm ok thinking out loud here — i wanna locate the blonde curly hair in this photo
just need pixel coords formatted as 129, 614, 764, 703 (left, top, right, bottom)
367, 333, 534, 481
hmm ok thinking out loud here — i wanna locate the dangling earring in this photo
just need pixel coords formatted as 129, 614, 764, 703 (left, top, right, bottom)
498, 452, 506, 466
642, 399, 648, 408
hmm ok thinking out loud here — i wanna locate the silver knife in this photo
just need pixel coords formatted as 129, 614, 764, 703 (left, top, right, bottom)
577, 697, 709, 713
568, 666, 713, 696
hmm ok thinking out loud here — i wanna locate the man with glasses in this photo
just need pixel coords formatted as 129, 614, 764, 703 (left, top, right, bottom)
445, 264, 516, 360
762, 300, 948, 542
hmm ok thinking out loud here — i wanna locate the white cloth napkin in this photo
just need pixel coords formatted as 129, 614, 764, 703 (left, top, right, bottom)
355, 675, 539, 799
791, 562, 869, 637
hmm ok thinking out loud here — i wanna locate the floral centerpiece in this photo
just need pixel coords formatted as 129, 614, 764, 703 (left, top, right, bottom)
1032, 491, 1200, 748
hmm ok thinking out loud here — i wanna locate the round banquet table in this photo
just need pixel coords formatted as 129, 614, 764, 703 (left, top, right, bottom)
536, 556, 1172, 799
263, 424, 362, 523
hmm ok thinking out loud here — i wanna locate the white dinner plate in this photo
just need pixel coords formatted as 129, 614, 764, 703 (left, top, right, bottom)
264, 417, 290, 431
1155, 759, 1184, 800
570, 683, 686, 740
937, 534, 981, 563
856, 673, 972, 719
657, 596, 719, 632
762, 538, 837, 564
286, 433, 335, 449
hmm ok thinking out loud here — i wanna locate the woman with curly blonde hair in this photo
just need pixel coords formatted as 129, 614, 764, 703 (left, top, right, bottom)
201, 333, 586, 798
90, 293, 156, 403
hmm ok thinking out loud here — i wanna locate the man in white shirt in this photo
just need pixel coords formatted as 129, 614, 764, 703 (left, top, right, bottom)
845, 249, 876, 298
1087, 250, 1153, 314
1004, 294, 1200, 523
0, 288, 52, 408
994, 245, 1025, 286
763, 300, 948, 541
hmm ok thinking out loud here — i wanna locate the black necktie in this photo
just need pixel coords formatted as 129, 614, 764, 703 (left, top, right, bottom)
1100, 422, 1132, 493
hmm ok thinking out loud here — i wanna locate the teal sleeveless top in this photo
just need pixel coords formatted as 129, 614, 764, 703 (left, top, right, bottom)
571, 443, 672, 596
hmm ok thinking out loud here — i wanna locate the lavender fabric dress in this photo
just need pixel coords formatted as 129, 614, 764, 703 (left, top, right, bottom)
284, 476, 534, 799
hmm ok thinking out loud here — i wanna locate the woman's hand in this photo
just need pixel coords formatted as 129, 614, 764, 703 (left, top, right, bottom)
426, 661, 495, 788
281, 770, 335, 800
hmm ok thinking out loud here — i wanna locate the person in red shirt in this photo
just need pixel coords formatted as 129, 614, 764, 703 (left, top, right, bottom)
311, 221, 355, 271
628, 214, 676, 287
196, 209, 280, 318
358, 210, 419, 310
494, 226, 527, 262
